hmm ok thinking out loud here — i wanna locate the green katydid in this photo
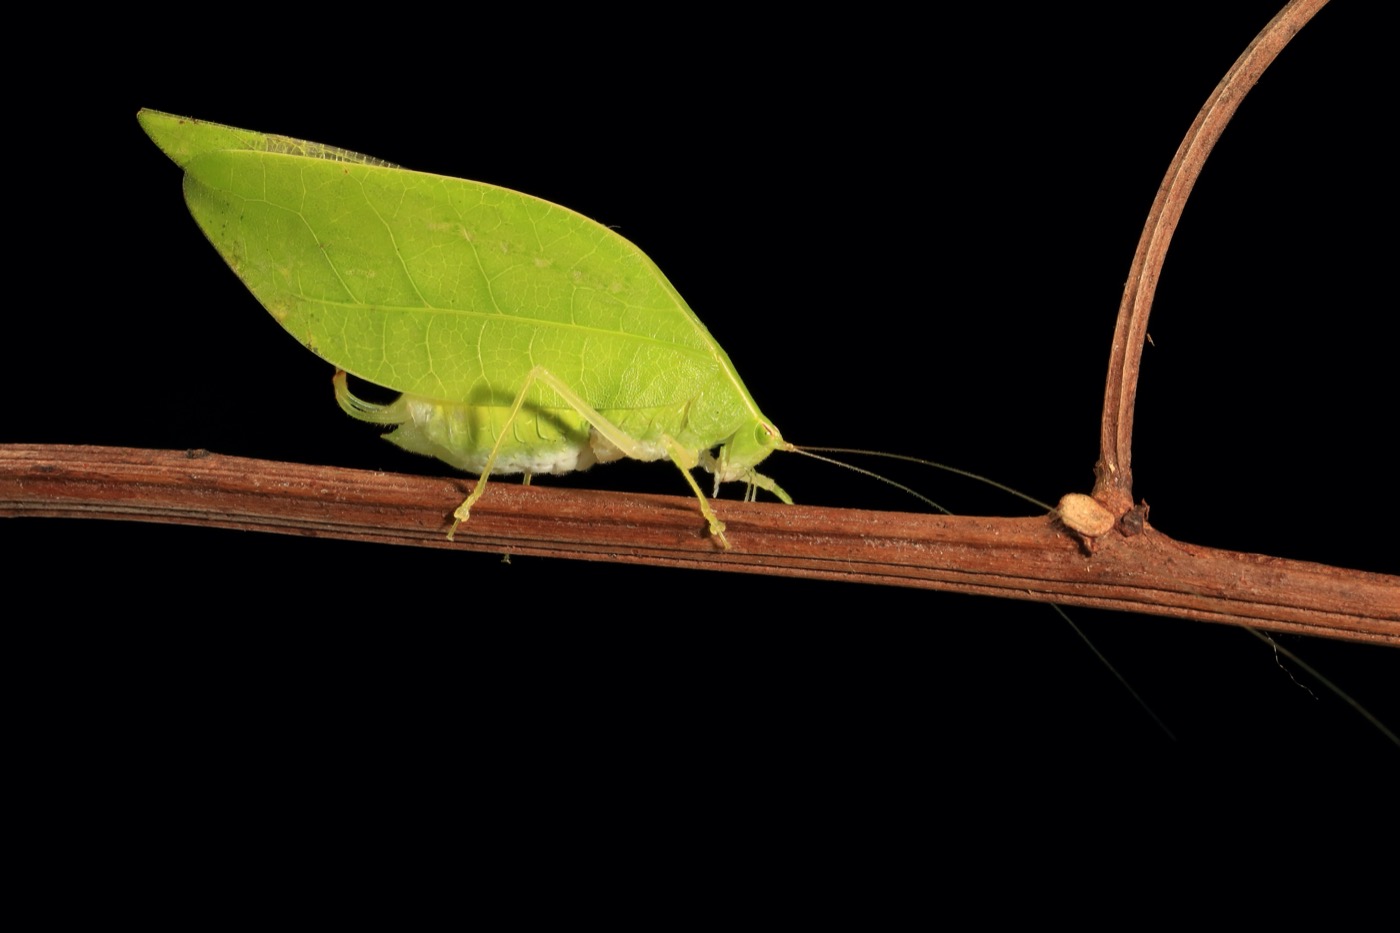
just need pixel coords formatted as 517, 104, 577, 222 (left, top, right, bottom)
138, 108, 791, 548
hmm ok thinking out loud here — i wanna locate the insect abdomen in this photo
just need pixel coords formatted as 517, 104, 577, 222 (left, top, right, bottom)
389, 395, 600, 476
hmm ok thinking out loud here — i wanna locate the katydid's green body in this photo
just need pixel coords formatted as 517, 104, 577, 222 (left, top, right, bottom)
139, 109, 790, 545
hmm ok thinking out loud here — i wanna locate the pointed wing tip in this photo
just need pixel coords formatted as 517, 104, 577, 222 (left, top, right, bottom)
139, 110, 264, 169
138, 109, 207, 168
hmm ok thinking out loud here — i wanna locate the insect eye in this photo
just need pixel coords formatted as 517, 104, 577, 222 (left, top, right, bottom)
756, 421, 784, 448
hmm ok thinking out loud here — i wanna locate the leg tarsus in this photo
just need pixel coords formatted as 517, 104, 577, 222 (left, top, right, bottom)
449, 490, 479, 540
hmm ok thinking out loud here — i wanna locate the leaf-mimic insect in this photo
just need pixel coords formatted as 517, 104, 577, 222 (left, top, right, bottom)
140, 109, 792, 547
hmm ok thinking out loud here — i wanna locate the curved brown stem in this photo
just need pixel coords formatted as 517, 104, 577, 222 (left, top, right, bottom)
1094, 0, 1330, 514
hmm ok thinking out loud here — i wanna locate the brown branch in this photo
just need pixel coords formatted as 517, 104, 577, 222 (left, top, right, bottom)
3, 444, 1395, 644
1094, 0, 1330, 514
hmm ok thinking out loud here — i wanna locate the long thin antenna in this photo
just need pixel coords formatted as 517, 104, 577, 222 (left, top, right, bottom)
792, 446, 1053, 511
1245, 629, 1399, 748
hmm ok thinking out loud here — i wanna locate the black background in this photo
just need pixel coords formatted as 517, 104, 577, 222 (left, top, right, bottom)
9, 0, 1395, 810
